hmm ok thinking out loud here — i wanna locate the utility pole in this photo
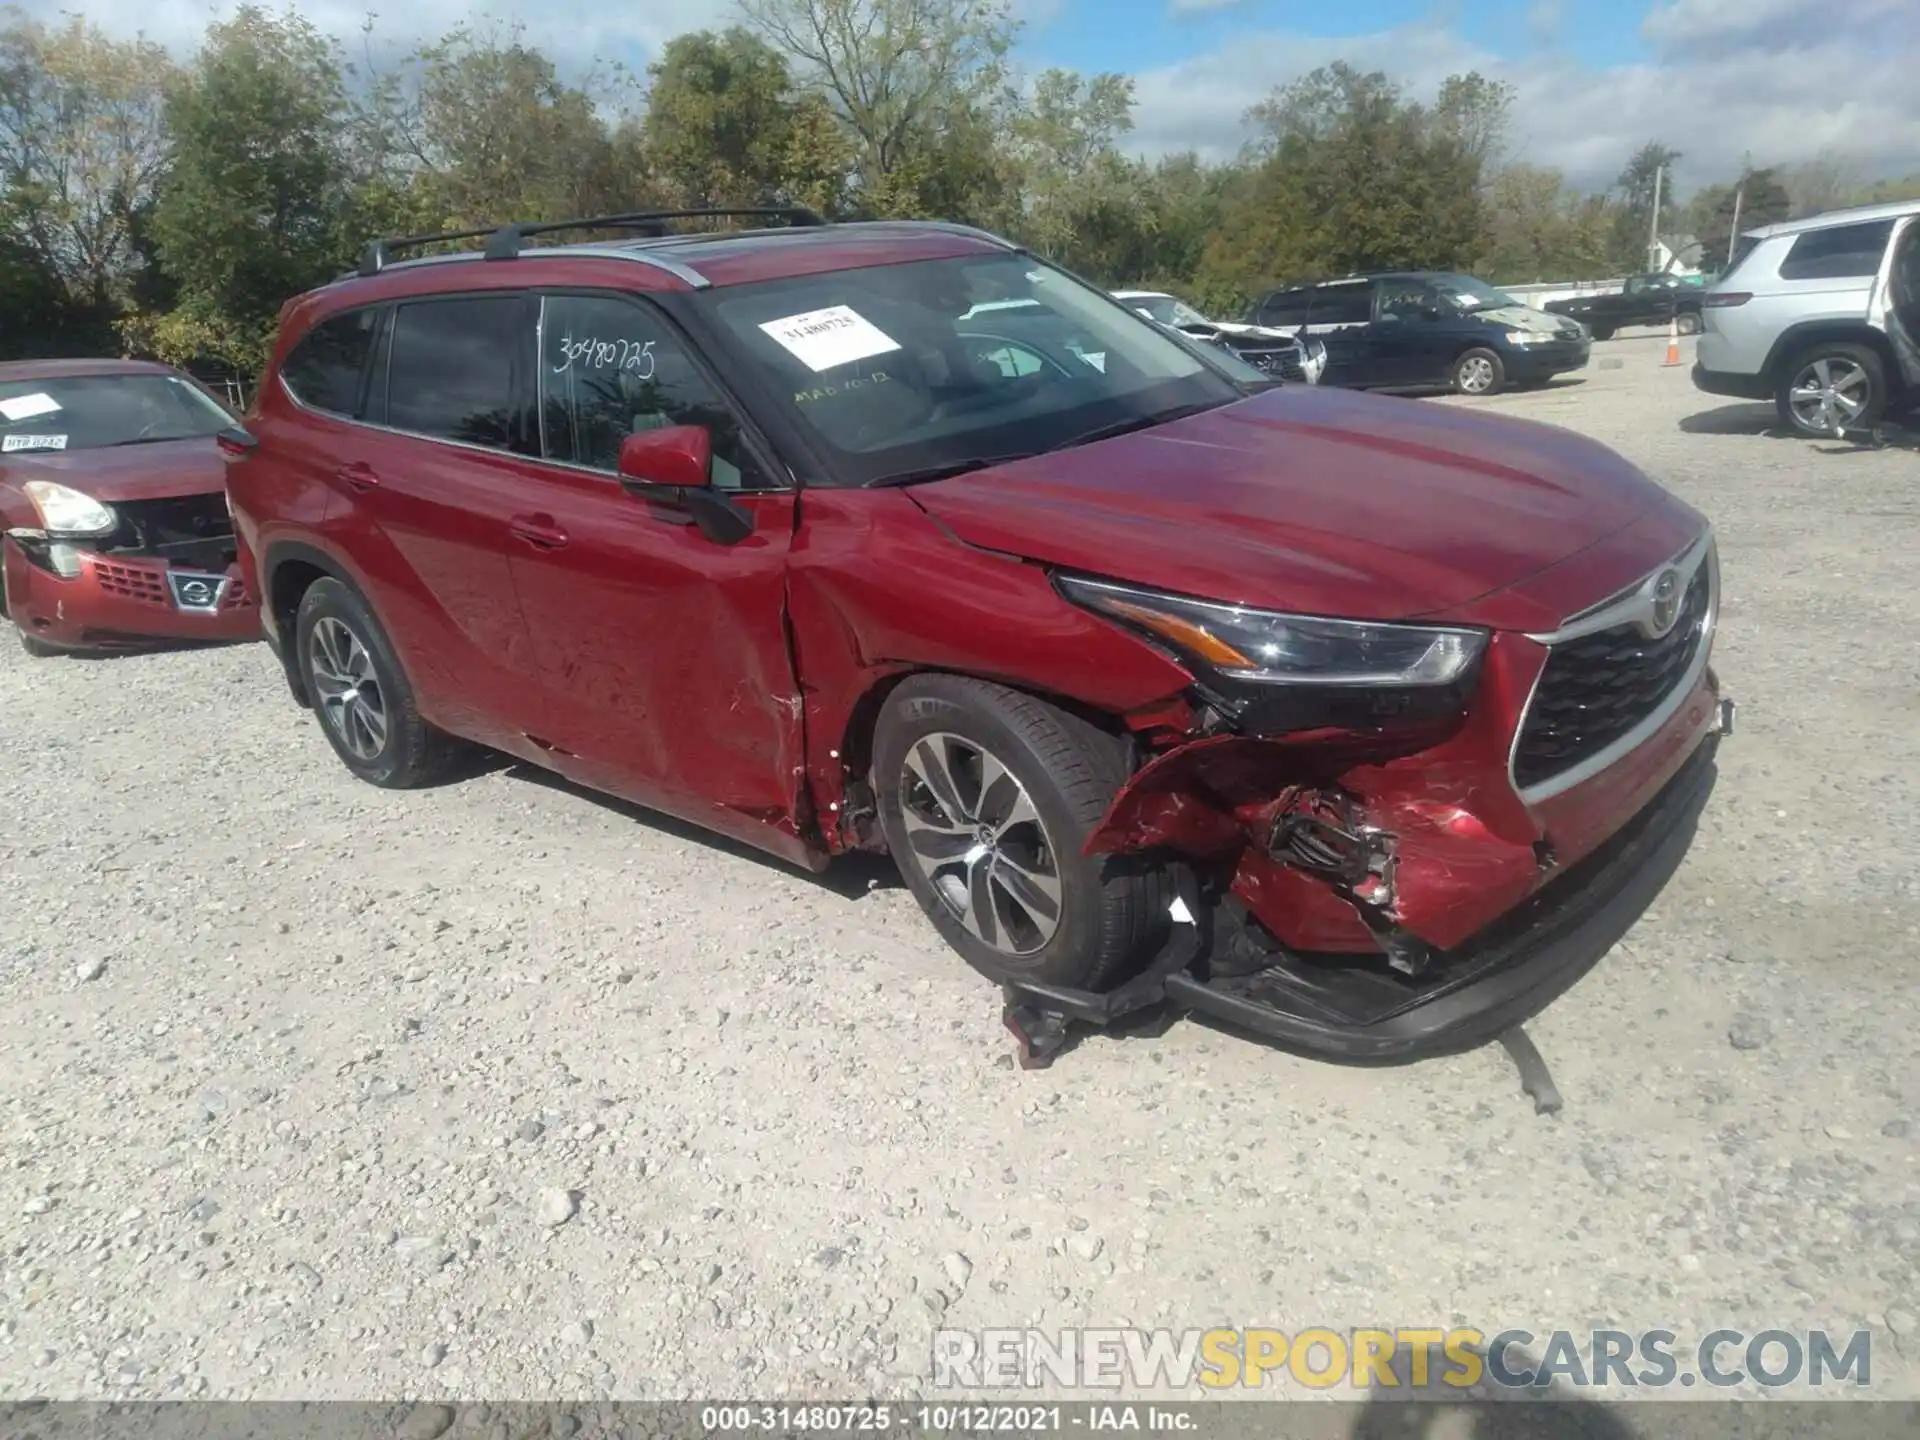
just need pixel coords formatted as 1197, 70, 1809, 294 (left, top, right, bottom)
1647, 163, 1665, 272
1727, 183, 1745, 268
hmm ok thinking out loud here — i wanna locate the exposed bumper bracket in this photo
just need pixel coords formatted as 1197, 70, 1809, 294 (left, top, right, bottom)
997, 732, 1723, 1075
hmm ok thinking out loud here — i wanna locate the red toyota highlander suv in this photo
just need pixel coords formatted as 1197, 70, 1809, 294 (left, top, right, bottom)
224, 210, 1732, 1062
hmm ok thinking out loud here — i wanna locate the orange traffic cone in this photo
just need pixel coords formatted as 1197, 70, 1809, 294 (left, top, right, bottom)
1663, 317, 1683, 367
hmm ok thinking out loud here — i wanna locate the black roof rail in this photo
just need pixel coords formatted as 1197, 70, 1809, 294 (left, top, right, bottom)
356, 207, 827, 278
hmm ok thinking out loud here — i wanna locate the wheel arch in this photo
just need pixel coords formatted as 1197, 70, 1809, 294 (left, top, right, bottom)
830, 664, 1147, 848
259, 539, 369, 707
1762, 322, 1905, 394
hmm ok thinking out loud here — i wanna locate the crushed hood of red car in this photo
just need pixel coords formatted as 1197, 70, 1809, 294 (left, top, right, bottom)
908, 385, 1678, 621
0, 436, 226, 506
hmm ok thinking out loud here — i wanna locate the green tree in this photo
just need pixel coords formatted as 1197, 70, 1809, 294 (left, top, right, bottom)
1002, 68, 1135, 262
0, 7, 176, 310
1204, 64, 1489, 292
1431, 72, 1515, 176
374, 23, 640, 230
1609, 139, 1681, 272
1693, 165, 1790, 271
1477, 164, 1615, 282
642, 28, 849, 213
143, 6, 352, 370
742, 0, 1016, 209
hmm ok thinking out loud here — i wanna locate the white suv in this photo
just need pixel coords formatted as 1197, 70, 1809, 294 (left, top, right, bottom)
1693, 200, 1920, 437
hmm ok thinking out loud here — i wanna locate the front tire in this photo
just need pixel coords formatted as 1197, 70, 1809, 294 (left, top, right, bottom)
1675, 311, 1701, 336
873, 675, 1169, 990
1453, 348, 1506, 396
294, 577, 465, 788
1775, 343, 1885, 437
1589, 324, 1615, 342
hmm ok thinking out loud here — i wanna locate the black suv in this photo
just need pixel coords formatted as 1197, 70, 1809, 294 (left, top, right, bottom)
1249, 272, 1591, 396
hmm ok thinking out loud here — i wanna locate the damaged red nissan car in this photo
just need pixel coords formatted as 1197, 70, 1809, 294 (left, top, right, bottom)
1, 359, 261, 655
224, 211, 1733, 1065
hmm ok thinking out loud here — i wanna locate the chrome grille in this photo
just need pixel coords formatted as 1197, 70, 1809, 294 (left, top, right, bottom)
1513, 547, 1715, 794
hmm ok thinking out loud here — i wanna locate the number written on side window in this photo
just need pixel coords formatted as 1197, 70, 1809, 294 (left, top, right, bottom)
538, 294, 762, 491
552, 334, 656, 379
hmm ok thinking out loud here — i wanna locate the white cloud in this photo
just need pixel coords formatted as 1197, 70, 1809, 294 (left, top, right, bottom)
1167, 0, 1248, 18
1642, 0, 1908, 55
1129, 9, 1920, 192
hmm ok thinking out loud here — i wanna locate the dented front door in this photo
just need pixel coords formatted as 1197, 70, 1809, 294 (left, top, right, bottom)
504, 290, 812, 868
505, 470, 809, 864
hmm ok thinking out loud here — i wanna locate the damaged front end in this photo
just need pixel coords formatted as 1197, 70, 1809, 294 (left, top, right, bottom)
1009, 571, 1734, 1066
4, 491, 259, 649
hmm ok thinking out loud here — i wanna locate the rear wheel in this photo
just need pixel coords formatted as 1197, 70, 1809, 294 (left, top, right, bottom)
873, 675, 1169, 990
1675, 311, 1702, 336
1589, 324, 1615, 342
294, 577, 466, 788
1775, 343, 1886, 437
1453, 348, 1506, 396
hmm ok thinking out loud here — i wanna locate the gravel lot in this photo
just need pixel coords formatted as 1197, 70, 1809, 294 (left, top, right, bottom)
2, 333, 1916, 1405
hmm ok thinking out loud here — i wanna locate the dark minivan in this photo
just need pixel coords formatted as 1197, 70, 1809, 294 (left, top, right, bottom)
1249, 272, 1591, 396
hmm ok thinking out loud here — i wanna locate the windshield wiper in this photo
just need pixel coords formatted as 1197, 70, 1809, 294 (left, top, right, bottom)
103, 434, 194, 448
1046, 399, 1226, 455
866, 454, 1037, 488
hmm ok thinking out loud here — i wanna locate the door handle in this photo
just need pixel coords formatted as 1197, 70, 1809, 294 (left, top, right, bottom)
336, 461, 380, 491
509, 514, 569, 549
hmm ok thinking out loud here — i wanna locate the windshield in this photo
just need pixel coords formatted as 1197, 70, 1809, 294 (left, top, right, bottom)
1428, 274, 1523, 313
701, 254, 1239, 486
0, 372, 231, 453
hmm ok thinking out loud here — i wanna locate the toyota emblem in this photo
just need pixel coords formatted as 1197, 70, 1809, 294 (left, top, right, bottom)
1648, 569, 1682, 635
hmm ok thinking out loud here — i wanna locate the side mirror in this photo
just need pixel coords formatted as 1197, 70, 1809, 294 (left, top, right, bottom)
214, 425, 258, 458
617, 424, 711, 488
615, 424, 755, 547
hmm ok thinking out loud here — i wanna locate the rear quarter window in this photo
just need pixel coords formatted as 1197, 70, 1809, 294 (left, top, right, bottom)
1777, 220, 1897, 282
281, 308, 381, 416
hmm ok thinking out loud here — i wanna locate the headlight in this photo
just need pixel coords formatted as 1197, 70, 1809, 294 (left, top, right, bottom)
22, 480, 116, 537
1504, 330, 1551, 345
1058, 576, 1487, 687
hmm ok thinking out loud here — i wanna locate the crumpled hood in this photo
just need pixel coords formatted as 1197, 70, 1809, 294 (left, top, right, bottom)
910, 385, 1689, 621
0, 436, 225, 506
1202, 320, 1299, 344
1477, 304, 1583, 337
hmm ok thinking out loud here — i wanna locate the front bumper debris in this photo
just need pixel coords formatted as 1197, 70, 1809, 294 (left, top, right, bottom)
2, 536, 260, 651
1000, 711, 1727, 1071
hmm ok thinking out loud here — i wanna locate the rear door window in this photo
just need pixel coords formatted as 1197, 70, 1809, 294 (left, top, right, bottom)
1302, 283, 1374, 326
1778, 220, 1897, 281
385, 295, 535, 451
1255, 291, 1311, 327
281, 308, 380, 416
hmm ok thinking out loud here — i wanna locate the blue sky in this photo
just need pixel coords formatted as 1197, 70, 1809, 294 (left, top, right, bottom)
31, 0, 1920, 193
